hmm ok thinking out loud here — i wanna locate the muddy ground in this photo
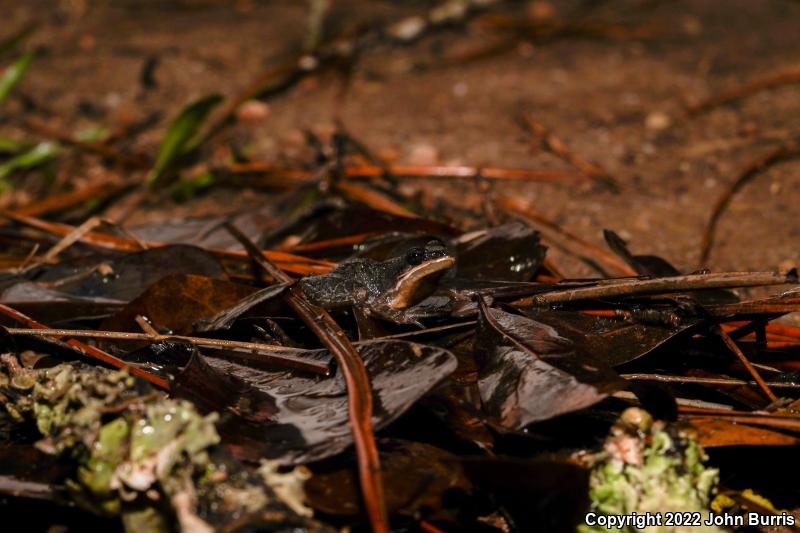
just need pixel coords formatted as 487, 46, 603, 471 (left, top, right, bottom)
2, 0, 799, 274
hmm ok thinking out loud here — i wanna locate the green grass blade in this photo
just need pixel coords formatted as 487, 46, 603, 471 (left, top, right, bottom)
0, 136, 28, 154
145, 93, 223, 189
170, 171, 216, 202
0, 141, 59, 180
0, 23, 36, 58
0, 50, 35, 107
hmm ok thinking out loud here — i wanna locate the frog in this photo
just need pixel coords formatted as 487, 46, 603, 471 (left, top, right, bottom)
298, 238, 455, 325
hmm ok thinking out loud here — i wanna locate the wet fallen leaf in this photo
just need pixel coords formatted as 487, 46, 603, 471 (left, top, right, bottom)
475, 305, 624, 429
452, 222, 546, 281
519, 307, 699, 366
203, 340, 457, 464
20, 244, 226, 302
100, 273, 258, 336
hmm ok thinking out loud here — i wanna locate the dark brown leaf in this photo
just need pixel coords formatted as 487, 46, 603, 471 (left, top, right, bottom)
100, 273, 258, 335
452, 222, 546, 281
475, 306, 624, 428
306, 440, 471, 520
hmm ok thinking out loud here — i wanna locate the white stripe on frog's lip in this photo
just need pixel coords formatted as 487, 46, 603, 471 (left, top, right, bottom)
386, 255, 455, 310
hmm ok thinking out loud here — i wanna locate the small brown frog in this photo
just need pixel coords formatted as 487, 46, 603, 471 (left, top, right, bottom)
299, 239, 455, 324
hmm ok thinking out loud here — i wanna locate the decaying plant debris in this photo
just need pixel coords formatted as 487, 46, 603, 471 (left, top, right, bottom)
0, 355, 324, 532
2, 205, 800, 532
2, 1, 800, 532
579, 408, 721, 533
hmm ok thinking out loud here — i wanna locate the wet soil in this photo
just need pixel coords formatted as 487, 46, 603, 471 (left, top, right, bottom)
3, 0, 800, 273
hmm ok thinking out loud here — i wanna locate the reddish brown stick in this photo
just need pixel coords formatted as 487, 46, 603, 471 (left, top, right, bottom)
9, 181, 133, 218
225, 223, 389, 533
716, 325, 777, 402
518, 113, 619, 191
3, 327, 330, 376
0, 303, 168, 389
287, 233, 377, 252
527, 271, 796, 305
333, 181, 417, 218
623, 373, 800, 389
227, 161, 586, 183
688, 68, 800, 115
3, 212, 335, 276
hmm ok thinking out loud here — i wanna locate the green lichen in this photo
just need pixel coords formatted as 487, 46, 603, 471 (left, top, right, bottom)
580, 408, 723, 533
0, 354, 325, 532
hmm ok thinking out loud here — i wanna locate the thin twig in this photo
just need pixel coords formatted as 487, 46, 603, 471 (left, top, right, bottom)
41, 216, 105, 263
688, 68, 800, 115
333, 180, 417, 218
706, 297, 800, 317
22, 117, 150, 170
0, 304, 168, 389
715, 325, 777, 402
679, 407, 800, 433
699, 138, 800, 266
286, 233, 376, 253
518, 113, 619, 191
135, 315, 160, 336
623, 373, 800, 389
3, 327, 330, 376
527, 271, 797, 305
224, 223, 389, 533
3, 212, 335, 276
226, 162, 587, 183
370, 320, 476, 341
8, 181, 133, 218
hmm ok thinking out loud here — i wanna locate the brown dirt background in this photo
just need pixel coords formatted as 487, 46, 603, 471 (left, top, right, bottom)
3, 0, 800, 274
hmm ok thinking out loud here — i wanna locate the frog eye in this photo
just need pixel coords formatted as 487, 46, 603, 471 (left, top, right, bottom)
406, 247, 425, 265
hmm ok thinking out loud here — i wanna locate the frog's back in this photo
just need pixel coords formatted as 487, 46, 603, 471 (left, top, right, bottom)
299, 258, 395, 308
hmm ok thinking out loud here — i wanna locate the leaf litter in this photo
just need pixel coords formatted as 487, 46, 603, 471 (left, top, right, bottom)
4, 193, 800, 530
2, 3, 800, 532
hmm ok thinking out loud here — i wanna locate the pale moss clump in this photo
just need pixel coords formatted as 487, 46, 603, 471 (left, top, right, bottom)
0, 353, 323, 532
580, 407, 723, 533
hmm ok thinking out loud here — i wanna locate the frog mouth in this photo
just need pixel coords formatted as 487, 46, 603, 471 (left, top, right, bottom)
386, 255, 455, 310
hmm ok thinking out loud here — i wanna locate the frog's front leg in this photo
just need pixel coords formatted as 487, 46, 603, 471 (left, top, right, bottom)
298, 274, 369, 309
365, 300, 425, 327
